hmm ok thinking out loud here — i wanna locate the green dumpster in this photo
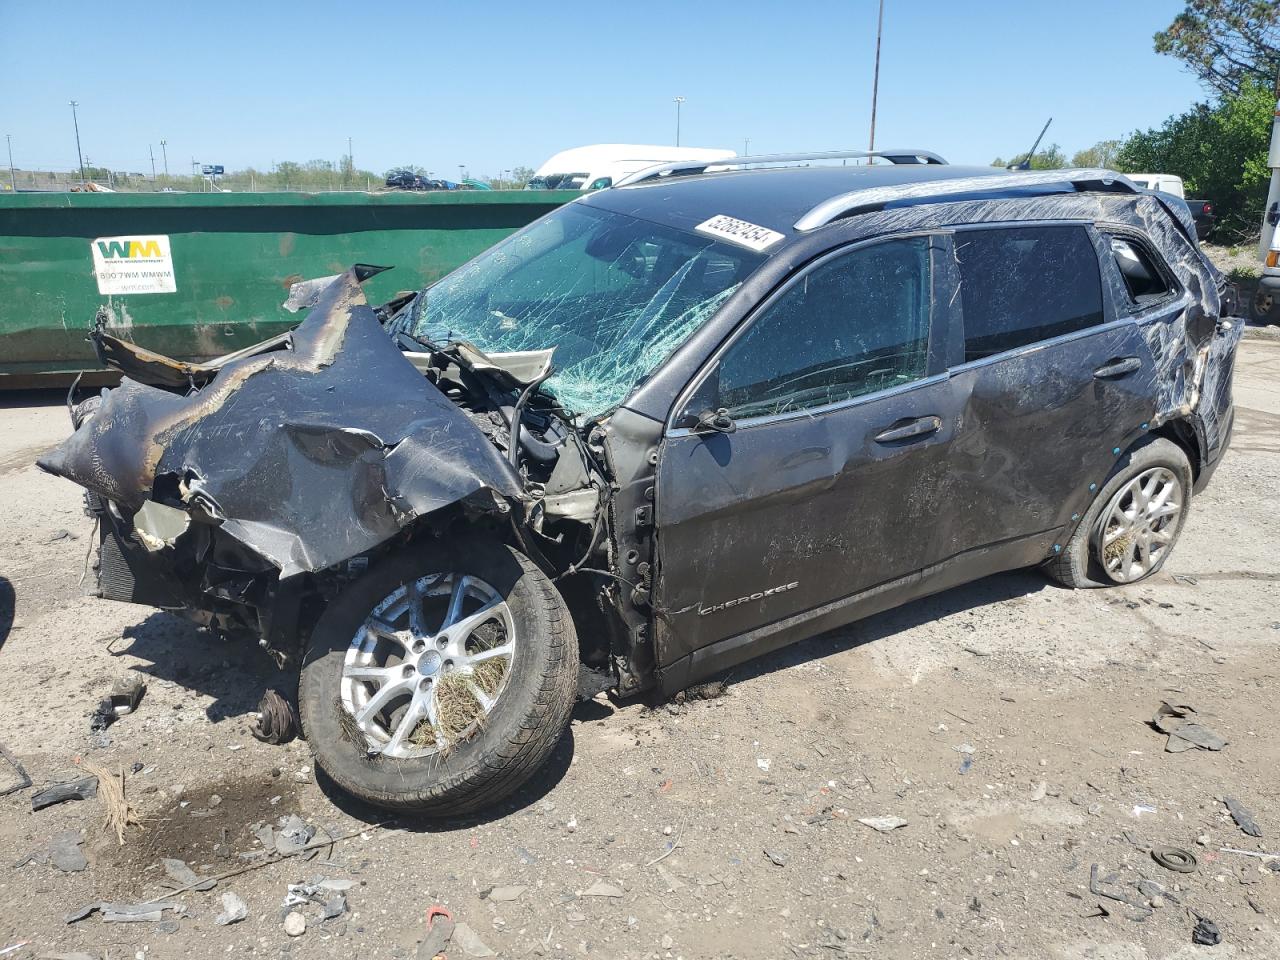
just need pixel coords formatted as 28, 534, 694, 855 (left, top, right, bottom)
0, 189, 577, 383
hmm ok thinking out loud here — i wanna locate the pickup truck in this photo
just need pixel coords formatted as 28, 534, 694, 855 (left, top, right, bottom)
1126, 174, 1215, 240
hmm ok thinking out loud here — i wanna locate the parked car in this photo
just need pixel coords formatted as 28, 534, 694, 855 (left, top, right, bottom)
40, 154, 1243, 814
385, 170, 449, 191
1126, 174, 1215, 240
526, 143, 736, 191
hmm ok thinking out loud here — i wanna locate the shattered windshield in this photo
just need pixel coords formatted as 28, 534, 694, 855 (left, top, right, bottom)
403, 203, 764, 417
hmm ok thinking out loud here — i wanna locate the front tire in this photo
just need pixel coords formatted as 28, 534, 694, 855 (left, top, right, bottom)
1044, 437, 1192, 589
299, 538, 578, 814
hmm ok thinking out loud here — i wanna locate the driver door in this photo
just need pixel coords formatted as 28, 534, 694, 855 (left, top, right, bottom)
653, 234, 957, 676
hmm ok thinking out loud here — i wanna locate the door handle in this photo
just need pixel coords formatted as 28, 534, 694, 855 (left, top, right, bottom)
1093, 356, 1142, 379
874, 415, 941, 444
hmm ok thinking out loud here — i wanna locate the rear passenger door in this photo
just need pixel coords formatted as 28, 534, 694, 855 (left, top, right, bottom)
939, 224, 1157, 564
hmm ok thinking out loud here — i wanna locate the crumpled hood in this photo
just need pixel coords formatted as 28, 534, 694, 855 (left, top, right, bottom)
38, 267, 523, 577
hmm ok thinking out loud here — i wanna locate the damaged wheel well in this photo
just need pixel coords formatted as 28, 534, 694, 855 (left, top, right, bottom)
1150, 420, 1201, 480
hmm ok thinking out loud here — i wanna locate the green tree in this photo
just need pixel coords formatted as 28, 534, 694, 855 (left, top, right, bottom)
1115, 78, 1273, 234
990, 143, 1068, 170
1070, 139, 1124, 168
1154, 1, 1278, 97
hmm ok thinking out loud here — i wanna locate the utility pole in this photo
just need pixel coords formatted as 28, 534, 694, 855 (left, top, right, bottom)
1258, 63, 1280, 259
868, 0, 884, 152
458, 164, 465, 183
673, 97, 686, 147
347, 136, 353, 179
5, 135, 15, 192
69, 101, 86, 186
160, 139, 169, 179
743, 137, 750, 156
149, 144, 156, 183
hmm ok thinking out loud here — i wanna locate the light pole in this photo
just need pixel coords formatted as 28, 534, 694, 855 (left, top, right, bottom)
5, 135, 15, 192
743, 137, 750, 156
868, 0, 885, 152
69, 101, 86, 186
673, 97, 686, 147
347, 136, 353, 187
149, 144, 156, 182
458, 164, 465, 183
160, 139, 169, 179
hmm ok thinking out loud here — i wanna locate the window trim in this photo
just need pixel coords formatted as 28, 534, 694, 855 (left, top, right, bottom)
665, 230, 944, 437
948, 220, 1116, 370
1097, 226, 1184, 315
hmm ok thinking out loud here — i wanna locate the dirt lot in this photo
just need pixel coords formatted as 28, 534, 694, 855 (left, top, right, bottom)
0, 338, 1277, 960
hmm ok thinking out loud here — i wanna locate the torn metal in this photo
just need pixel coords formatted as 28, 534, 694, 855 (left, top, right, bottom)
40, 267, 525, 579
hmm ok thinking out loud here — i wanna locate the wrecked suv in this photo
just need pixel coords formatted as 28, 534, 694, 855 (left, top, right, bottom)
41, 151, 1243, 813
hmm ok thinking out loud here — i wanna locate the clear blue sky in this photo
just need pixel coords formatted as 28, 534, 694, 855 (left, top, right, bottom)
2, 0, 1208, 178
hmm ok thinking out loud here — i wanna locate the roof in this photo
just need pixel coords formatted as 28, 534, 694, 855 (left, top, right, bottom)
581, 163, 1150, 242
582, 163, 1010, 237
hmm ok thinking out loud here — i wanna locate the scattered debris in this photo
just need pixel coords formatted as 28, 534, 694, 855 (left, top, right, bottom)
214, 892, 248, 926
756, 758, 771, 772
857, 816, 908, 833
1030, 781, 1048, 802
31, 776, 98, 812
0, 943, 32, 957
763, 848, 789, 867
49, 832, 87, 873
481, 884, 526, 902
1151, 846, 1198, 874
417, 906, 455, 960
451, 921, 497, 958
1218, 846, 1280, 861
88, 677, 146, 733
80, 761, 139, 845
274, 815, 316, 855
66, 901, 185, 924
252, 689, 298, 745
283, 911, 306, 937
1192, 917, 1222, 946
1224, 797, 1262, 838
674, 680, 728, 703
1150, 701, 1228, 752
1136, 879, 1179, 905
1088, 863, 1152, 919
961, 646, 991, 657
581, 880, 624, 898
162, 858, 216, 892
0, 742, 32, 797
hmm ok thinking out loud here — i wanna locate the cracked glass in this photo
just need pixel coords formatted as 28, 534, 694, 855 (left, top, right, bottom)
403, 203, 763, 417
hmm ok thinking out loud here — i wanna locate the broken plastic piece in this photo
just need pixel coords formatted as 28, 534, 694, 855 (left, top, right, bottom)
31, 776, 98, 811
1224, 797, 1262, 838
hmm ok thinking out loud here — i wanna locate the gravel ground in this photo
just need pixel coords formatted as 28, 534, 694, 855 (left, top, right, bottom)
0, 340, 1278, 960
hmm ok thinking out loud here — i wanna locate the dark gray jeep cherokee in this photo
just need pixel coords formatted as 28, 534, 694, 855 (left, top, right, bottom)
40, 150, 1244, 813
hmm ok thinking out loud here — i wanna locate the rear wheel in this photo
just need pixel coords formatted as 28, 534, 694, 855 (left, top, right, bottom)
299, 538, 577, 814
1044, 437, 1192, 589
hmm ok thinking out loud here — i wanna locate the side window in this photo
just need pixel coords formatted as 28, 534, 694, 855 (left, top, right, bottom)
955, 226, 1104, 362
715, 237, 931, 419
1109, 236, 1172, 305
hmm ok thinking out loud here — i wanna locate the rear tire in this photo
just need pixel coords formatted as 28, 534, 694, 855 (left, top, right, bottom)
1044, 437, 1192, 589
299, 538, 578, 814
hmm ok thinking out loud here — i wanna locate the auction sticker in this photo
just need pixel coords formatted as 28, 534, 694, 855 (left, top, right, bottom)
695, 214, 784, 252
90, 235, 176, 294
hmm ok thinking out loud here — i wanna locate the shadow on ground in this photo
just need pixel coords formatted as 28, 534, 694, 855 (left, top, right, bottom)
715, 567, 1050, 685
108, 610, 292, 723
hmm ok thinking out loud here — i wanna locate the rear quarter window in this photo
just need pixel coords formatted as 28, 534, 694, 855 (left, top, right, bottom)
955, 225, 1104, 362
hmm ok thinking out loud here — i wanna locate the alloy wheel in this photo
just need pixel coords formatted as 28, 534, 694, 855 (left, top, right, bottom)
1095, 466, 1182, 584
340, 573, 516, 758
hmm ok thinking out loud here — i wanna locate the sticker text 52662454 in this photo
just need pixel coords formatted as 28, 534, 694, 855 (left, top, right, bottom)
694, 215, 785, 252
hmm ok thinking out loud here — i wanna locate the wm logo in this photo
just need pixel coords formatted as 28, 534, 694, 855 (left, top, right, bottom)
96, 239, 163, 258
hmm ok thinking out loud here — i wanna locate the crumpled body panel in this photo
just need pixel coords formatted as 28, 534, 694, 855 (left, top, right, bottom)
38, 268, 522, 577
